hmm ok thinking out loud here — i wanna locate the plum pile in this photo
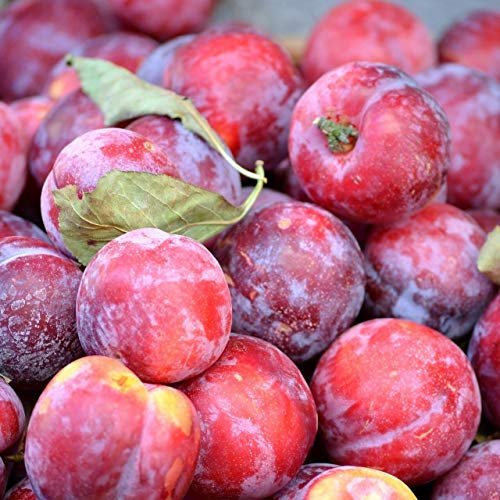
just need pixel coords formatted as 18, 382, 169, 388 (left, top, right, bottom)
0, 0, 498, 498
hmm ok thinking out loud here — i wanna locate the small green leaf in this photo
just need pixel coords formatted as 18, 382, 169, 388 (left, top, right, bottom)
477, 226, 500, 285
54, 165, 265, 266
66, 55, 265, 182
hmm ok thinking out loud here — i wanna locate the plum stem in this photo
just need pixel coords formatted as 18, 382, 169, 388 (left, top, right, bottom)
313, 116, 358, 153
2, 452, 24, 463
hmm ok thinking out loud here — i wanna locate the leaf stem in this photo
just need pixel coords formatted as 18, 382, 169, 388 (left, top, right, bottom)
313, 116, 358, 153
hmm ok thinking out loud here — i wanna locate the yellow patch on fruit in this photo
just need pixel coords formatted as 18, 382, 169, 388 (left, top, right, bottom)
151, 388, 192, 436
163, 457, 184, 498
108, 371, 139, 394
51, 359, 85, 386
37, 396, 51, 415
278, 218, 292, 229
143, 141, 156, 151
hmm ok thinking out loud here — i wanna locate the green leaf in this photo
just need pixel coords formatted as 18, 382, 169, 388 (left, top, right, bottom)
54, 166, 265, 266
66, 55, 265, 182
477, 226, 500, 285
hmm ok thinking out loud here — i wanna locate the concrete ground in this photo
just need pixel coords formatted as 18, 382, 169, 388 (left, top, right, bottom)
212, 0, 498, 38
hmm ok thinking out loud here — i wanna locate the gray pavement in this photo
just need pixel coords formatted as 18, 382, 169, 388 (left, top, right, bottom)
213, 0, 499, 38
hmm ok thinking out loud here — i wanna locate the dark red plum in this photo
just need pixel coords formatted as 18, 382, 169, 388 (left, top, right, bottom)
364, 203, 495, 339
212, 202, 365, 362
0, 0, 112, 100
29, 90, 105, 188
468, 292, 500, 428
0, 237, 83, 387
431, 441, 500, 499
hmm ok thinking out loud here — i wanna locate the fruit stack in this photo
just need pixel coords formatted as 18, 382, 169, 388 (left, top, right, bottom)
0, 0, 498, 498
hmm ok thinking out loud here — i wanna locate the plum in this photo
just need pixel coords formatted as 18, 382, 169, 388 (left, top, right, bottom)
302, 0, 436, 85
164, 30, 304, 170
45, 32, 158, 101
0, 0, 112, 100
363, 203, 495, 339
416, 64, 500, 210
289, 62, 450, 224
0, 236, 83, 387
29, 90, 105, 188
431, 440, 500, 499
40, 127, 179, 256
439, 10, 500, 80
311, 318, 482, 485
178, 334, 318, 499
77, 228, 232, 384
468, 292, 500, 428
212, 202, 365, 362
25, 356, 201, 499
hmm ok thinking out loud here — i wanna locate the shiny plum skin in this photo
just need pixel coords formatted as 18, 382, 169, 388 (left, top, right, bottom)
0, 379, 25, 454
269, 463, 337, 500
102, 0, 216, 41
212, 202, 366, 363
0, 210, 49, 243
302, 0, 436, 85
164, 30, 304, 170
178, 334, 318, 499
431, 441, 500, 499
438, 10, 500, 80
29, 90, 105, 188
363, 203, 495, 339
468, 292, 500, 428
127, 115, 242, 204
299, 466, 417, 499
0, 236, 83, 387
136, 35, 195, 86
25, 356, 201, 499
0, 0, 112, 101
45, 32, 158, 101
0, 102, 26, 212
311, 318, 482, 486
9, 96, 54, 153
77, 228, 232, 384
289, 62, 450, 225
416, 64, 500, 210
4, 477, 36, 500
40, 127, 179, 256
467, 209, 500, 234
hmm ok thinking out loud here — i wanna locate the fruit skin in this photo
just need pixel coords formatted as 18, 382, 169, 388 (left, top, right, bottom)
25, 356, 201, 500
289, 62, 450, 225
178, 334, 318, 499
127, 115, 242, 204
468, 292, 500, 428
416, 64, 500, 210
4, 477, 36, 500
29, 90, 105, 188
0, 236, 83, 387
269, 463, 337, 500
299, 466, 417, 500
77, 228, 232, 384
0, 0, 112, 100
40, 127, 179, 257
44, 32, 158, 101
0, 102, 26, 212
9, 96, 54, 153
302, 0, 436, 85
438, 10, 500, 80
212, 201, 365, 363
0, 210, 49, 243
363, 203, 495, 339
0, 378, 25, 453
103, 0, 216, 41
431, 440, 500, 499
164, 30, 304, 170
311, 318, 482, 486
467, 209, 500, 234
